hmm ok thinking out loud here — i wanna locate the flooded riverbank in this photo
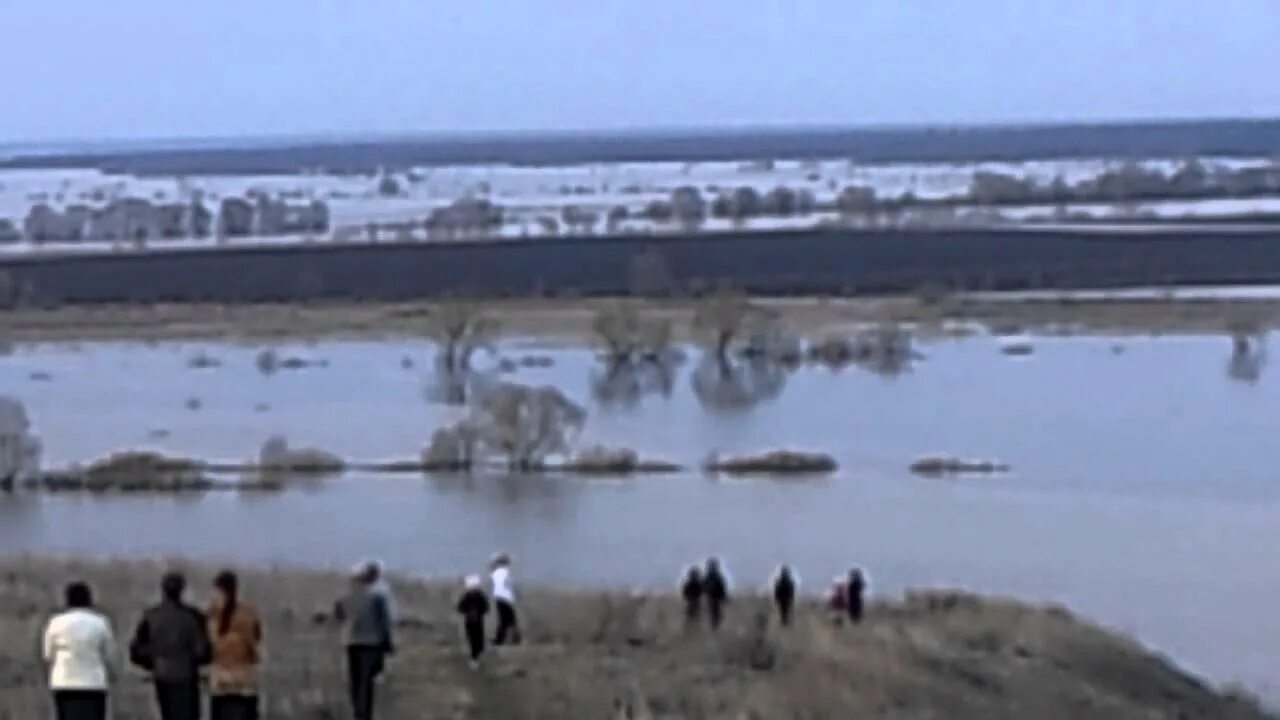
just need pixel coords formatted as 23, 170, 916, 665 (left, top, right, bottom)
2, 332, 1278, 700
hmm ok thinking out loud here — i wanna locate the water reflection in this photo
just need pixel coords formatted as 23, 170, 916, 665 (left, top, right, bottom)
1228, 333, 1267, 384
690, 353, 788, 414
590, 357, 679, 409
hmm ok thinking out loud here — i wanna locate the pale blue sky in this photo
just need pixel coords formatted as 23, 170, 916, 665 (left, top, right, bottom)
2, 0, 1278, 142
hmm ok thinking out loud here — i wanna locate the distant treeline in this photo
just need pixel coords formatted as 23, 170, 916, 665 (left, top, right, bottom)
3, 119, 1280, 176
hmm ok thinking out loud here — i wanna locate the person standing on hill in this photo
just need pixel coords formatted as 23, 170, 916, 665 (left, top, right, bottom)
847, 568, 868, 624
43, 581, 116, 720
455, 575, 491, 669
206, 571, 263, 720
680, 566, 704, 626
490, 554, 522, 646
703, 558, 730, 630
772, 566, 797, 627
130, 571, 212, 720
334, 561, 395, 720
827, 576, 848, 625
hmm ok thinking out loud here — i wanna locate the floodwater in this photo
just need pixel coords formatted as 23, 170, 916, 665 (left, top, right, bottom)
1, 333, 1278, 699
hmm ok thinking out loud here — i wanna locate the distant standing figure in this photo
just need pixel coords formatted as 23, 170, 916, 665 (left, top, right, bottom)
206, 571, 263, 720
680, 566, 704, 625
847, 568, 868, 624
334, 562, 395, 720
826, 576, 848, 625
130, 572, 212, 720
490, 554, 522, 646
44, 582, 116, 720
455, 575, 491, 668
772, 566, 797, 627
702, 558, 729, 630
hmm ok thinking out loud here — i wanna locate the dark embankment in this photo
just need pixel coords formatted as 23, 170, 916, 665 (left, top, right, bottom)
7, 226, 1280, 306
0, 558, 1270, 719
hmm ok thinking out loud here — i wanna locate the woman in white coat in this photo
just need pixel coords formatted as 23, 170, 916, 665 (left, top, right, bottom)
43, 582, 116, 720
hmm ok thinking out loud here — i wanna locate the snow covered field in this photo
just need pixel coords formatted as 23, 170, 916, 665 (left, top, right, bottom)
1, 155, 1278, 256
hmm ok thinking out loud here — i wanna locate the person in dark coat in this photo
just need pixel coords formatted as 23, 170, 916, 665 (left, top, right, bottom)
679, 566, 704, 625
847, 568, 867, 624
702, 558, 729, 630
772, 566, 797, 627
455, 576, 490, 669
130, 572, 212, 720
334, 562, 395, 720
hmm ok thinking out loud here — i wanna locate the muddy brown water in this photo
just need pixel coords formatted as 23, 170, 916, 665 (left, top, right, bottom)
1, 334, 1277, 701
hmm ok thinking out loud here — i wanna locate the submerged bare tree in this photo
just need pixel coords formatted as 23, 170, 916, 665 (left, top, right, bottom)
427, 297, 498, 372
0, 395, 41, 487
1228, 330, 1267, 384
851, 322, 920, 377
591, 302, 673, 365
425, 381, 586, 472
589, 302, 680, 408
473, 382, 587, 470
693, 286, 769, 367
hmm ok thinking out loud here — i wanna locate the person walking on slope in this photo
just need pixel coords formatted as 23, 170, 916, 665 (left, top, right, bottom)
455, 575, 491, 668
680, 566, 704, 626
334, 562, 395, 720
43, 582, 116, 720
772, 566, 797, 627
130, 572, 212, 720
206, 571, 263, 720
490, 554, 522, 646
847, 568, 868, 624
702, 558, 730, 630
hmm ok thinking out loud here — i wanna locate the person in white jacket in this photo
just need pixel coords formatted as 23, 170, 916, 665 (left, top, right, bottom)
489, 553, 521, 646
43, 582, 116, 720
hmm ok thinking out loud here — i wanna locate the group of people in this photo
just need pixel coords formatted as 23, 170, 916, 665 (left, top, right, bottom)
42, 570, 261, 720
40, 554, 522, 720
680, 559, 869, 629
40, 555, 866, 720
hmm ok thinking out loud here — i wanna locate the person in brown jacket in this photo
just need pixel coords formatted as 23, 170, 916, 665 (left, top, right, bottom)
206, 571, 262, 720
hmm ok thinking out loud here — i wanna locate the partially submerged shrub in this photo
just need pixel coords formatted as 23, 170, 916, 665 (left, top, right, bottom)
421, 422, 481, 471
910, 455, 1010, 477
560, 446, 681, 475
187, 351, 222, 369
704, 450, 837, 476
258, 436, 345, 475
80, 451, 211, 492
256, 349, 280, 375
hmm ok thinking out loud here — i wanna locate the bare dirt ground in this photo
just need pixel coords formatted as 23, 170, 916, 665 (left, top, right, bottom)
4, 293, 1280, 346
0, 557, 1271, 719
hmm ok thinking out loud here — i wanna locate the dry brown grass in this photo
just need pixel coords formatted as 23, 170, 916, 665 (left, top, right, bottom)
4, 295, 1280, 346
0, 557, 1272, 720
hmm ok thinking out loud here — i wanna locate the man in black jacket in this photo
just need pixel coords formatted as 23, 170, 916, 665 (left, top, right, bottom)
130, 571, 212, 720
455, 575, 490, 669
772, 565, 797, 627
703, 558, 729, 631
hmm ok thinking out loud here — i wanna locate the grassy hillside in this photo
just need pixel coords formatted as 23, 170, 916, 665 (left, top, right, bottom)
0, 557, 1271, 719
